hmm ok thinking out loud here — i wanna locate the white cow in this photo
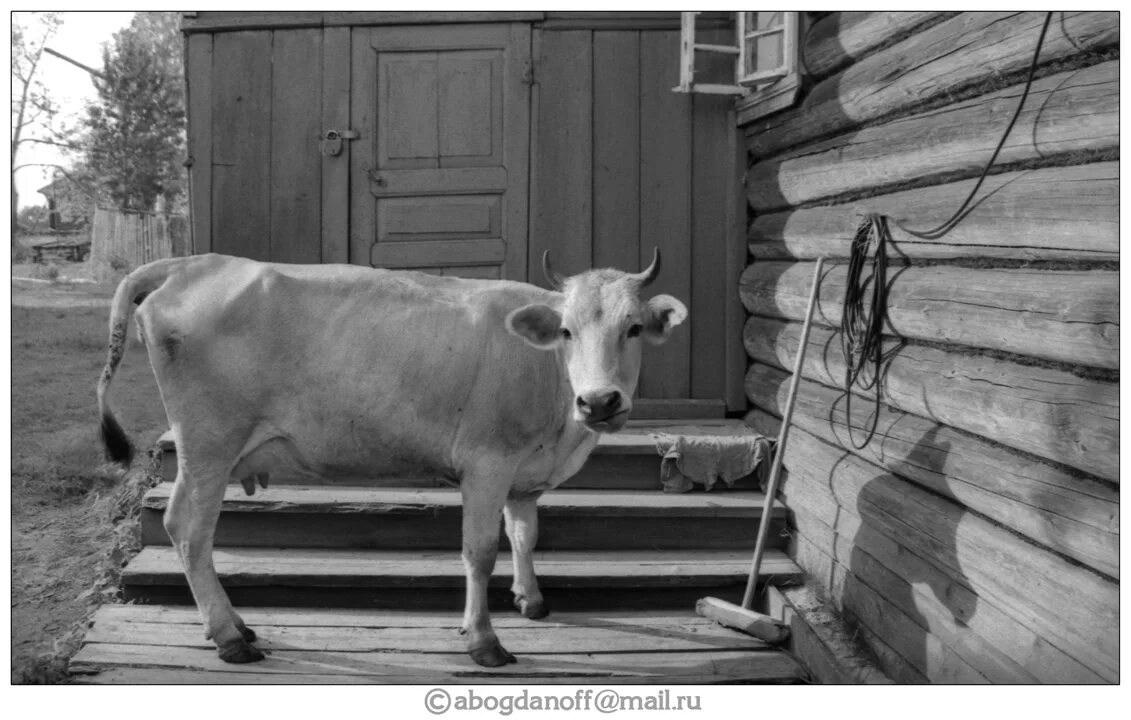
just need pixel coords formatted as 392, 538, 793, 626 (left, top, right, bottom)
98, 250, 686, 667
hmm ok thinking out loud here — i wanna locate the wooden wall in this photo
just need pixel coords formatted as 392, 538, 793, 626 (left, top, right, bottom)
740, 11, 1118, 683
186, 28, 334, 263
529, 25, 743, 405
184, 14, 746, 409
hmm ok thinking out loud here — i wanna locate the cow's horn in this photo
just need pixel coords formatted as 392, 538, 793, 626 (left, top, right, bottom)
632, 247, 661, 287
542, 250, 566, 291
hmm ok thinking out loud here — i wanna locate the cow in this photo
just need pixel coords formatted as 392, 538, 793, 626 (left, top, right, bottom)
97, 250, 686, 667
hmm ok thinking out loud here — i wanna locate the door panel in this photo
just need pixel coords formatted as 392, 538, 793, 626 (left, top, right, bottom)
436, 54, 501, 163
379, 196, 499, 241
351, 24, 530, 279
379, 57, 439, 166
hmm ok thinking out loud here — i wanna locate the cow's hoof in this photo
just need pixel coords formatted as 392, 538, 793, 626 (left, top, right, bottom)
218, 639, 265, 664
514, 595, 550, 620
238, 625, 257, 643
469, 640, 517, 667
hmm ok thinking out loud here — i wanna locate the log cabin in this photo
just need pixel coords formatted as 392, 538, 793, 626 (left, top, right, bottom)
70, 11, 1118, 684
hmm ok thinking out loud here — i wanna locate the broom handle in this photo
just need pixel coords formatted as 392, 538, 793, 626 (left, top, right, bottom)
741, 257, 824, 610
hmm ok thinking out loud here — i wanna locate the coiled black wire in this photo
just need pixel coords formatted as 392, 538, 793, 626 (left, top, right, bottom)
840, 12, 1052, 448
841, 214, 891, 449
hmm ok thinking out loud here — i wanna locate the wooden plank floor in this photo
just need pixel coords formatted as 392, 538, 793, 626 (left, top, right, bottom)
592, 418, 764, 454
143, 483, 782, 516
123, 547, 802, 588
140, 484, 787, 552
157, 419, 757, 456
71, 605, 806, 684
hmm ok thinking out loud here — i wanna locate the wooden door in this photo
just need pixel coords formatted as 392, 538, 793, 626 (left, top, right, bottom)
350, 24, 531, 280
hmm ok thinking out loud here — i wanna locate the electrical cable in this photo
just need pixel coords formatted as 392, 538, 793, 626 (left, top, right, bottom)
840, 12, 1053, 448
895, 12, 1053, 239
841, 214, 891, 449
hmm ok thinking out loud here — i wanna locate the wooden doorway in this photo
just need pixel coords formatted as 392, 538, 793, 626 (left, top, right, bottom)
349, 24, 531, 280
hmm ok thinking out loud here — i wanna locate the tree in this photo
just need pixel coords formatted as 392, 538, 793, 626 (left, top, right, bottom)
82, 12, 186, 212
17, 204, 49, 233
11, 12, 63, 241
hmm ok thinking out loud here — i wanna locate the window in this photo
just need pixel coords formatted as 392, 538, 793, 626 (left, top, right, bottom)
675, 11, 803, 122
737, 11, 802, 121
738, 12, 797, 86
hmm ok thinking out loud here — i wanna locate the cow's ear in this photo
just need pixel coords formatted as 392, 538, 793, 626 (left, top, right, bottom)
507, 304, 563, 349
642, 294, 688, 345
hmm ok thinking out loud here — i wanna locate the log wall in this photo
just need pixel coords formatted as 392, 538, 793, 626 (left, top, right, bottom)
740, 11, 1118, 684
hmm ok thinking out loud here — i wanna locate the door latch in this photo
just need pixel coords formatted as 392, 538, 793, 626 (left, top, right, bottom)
320, 129, 359, 157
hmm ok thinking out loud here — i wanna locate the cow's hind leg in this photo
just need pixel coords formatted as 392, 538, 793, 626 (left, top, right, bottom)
164, 465, 263, 663
505, 494, 549, 619
460, 470, 516, 667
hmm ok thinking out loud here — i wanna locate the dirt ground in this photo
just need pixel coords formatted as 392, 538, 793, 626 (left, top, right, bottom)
11, 275, 167, 682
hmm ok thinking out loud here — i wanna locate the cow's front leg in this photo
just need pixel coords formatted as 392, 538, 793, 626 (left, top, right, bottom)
460, 474, 516, 667
505, 493, 548, 619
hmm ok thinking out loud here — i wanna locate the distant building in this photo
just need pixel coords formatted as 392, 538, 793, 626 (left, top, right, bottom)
37, 176, 93, 233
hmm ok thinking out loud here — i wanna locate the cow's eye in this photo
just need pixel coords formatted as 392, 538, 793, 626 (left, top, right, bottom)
560, 328, 572, 341
627, 324, 643, 338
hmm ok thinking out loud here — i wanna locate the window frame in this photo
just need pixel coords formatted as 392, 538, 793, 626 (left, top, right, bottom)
735, 11, 804, 123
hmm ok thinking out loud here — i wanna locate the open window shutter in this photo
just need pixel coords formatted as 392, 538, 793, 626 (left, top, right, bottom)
674, 11, 745, 95
737, 11, 798, 87
674, 11, 800, 96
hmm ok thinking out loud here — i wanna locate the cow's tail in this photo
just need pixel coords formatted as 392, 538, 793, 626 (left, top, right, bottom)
98, 258, 180, 466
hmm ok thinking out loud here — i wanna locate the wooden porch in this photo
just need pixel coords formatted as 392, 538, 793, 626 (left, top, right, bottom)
70, 421, 809, 684
70, 606, 805, 684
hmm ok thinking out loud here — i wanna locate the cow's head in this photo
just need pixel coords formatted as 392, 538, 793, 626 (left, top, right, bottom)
506, 248, 687, 433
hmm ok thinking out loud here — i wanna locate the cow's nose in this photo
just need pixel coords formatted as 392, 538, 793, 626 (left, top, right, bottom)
576, 390, 623, 418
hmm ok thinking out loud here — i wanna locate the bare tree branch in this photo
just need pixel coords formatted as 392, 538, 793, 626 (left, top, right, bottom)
17, 137, 83, 151
11, 11, 64, 240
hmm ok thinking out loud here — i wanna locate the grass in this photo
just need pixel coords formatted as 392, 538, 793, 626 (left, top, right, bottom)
11, 288, 168, 683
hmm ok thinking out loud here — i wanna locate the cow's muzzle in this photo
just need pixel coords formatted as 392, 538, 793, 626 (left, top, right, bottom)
576, 390, 630, 433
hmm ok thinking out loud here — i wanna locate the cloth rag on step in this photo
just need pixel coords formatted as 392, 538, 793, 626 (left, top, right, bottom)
650, 429, 773, 493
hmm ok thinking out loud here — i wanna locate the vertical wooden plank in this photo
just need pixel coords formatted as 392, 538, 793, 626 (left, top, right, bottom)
690, 27, 737, 401
724, 105, 748, 411
349, 28, 376, 265
529, 29, 592, 283
185, 33, 212, 254
526, 27, 544, 283
592, 30, 640, 273
211, 31, 272, 260
502, 22, 531, 282
270, 29, 322, 264
638, 30, 691, 399
321, 26, 351, 264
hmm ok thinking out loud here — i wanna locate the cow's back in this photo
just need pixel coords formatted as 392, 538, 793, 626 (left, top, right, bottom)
137, 255, 569, 483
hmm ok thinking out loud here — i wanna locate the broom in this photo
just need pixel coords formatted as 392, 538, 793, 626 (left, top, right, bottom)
696, 257, 825, 644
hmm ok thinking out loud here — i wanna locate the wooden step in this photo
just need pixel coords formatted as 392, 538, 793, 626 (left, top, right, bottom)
121, 546, 803, 609
140, 484, 787, 551
70, 605, 806, 684
156, 419, 769, 491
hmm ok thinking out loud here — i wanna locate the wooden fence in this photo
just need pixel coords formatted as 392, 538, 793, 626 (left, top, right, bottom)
90, 208, 188, 282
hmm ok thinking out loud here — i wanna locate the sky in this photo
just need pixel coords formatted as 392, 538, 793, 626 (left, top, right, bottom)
13, 11, 135, 209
